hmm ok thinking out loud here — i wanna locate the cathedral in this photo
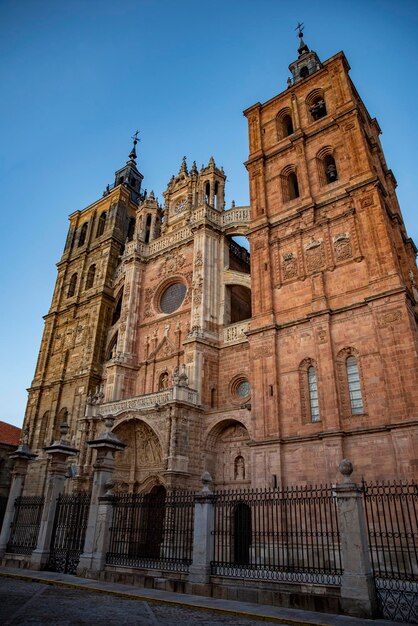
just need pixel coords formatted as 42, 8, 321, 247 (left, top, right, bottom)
22, 32, 418, 496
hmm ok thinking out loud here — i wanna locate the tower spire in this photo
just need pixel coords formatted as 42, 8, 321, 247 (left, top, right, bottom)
128, 130, 139, 164
288, 23, 321, 85
295, 22, 309, 56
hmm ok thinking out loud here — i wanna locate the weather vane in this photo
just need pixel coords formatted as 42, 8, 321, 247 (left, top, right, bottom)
295, 22, 304, 36
132, 130, 140, 145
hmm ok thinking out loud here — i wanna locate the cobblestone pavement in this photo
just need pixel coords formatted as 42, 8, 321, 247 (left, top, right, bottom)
0, 578, 289, 626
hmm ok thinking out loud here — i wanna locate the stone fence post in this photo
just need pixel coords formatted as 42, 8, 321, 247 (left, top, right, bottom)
0, 439, 36, 559
77, 415, 125, 576
31, 422, 78, 570
188, 471, 215, 587
334, 459, 377, 618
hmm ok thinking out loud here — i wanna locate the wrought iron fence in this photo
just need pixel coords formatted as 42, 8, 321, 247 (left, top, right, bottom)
362, 480, 418, 624
47, 492, 91, 574
211, 485, 342, 585
7, 495, 44, 554
106, 490, 194, 572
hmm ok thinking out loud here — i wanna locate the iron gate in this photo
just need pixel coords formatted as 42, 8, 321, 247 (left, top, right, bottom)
363, 481, 418, 623
47, 492, 91, 574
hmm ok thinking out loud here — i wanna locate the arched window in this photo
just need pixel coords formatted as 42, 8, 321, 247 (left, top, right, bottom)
107, 333, 118, 360
276, 108, 294, 140
38, 411, 50, 449
96, 212, 107, 237
346, 356, 364, 415
144, 214, 152, 243
67, 273, 78, 298
317, 147, 339, 186
205, 182, 210, 204
78, 223, 88, 247
281, 166, 300, 203
337, 347, 365, 418
214, 181, 219, 209
54, 407, 68, 441
299, 358, 321, 424
85, 264, 96, 290
127, 217, 135, 242
310, 97, 327, 121
288, 172, 300, 199
282, 114, 294, 137
307, 89, 327, 122
324, 154, 338, 183
112, 290, 123, 325
300, 65, 309, 79
307, 366, 320, 422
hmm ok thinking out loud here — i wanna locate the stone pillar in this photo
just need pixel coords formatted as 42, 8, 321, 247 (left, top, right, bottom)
77, 415, 125, 575
0, 440, 36, 559
31, 423, 78, 570
334, 459, 377, 618
188, 472, 215, 585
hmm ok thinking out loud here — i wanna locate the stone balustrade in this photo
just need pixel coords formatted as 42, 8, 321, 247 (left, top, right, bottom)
99, 386, 199, 416
223, 320, 250, 344
221, 206, 250, 227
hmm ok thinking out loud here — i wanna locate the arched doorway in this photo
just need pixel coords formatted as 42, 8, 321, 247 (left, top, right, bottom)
139, 485, 166, 559
113, 419, 164, 492
234, 502, 252, 565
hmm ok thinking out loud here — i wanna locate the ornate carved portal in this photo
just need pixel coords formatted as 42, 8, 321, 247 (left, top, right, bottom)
112, 419, 164, 492
205, 421, 251, 488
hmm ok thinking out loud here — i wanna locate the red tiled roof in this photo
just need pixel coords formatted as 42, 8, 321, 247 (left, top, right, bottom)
0, 420, 21, 446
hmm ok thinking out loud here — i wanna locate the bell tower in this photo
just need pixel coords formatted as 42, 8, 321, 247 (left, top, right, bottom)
243, 27, 418, 484
23, 135, 147, 492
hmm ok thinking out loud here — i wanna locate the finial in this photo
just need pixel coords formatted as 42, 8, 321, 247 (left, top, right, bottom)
339, 459, 354, 484
190, 161, 198, 175
179, 155, 188, 175
208, 155, 215, 167
128, 130, 140, 163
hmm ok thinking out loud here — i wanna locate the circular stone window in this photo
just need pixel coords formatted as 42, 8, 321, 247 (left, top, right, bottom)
230, 376, 251, 401
159, 282, 187, 314
236, 380, 251, 398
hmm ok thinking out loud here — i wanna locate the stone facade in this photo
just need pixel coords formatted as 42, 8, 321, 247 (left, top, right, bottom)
22, 39, 418, 496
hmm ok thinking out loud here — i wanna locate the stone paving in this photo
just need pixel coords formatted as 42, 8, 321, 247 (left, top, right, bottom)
0, 577, 287, 626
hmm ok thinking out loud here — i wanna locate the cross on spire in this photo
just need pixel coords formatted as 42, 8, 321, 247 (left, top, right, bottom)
295, 22, 304, 36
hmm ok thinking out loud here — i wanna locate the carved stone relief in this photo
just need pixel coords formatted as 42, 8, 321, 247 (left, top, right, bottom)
160, 252, 186, 277
334, 233, 353, 262
282, 252, 298, 280
305, 239, 325, 273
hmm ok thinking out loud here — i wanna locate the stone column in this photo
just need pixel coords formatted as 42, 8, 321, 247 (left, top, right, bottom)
31, 423, 78, 570
0, 439, 36, 559
188, 472, 215, 586
334, 459, 377, 618
77, 415, 125, 575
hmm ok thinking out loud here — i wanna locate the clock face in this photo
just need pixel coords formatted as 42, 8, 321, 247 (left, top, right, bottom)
174, 197, 188, 214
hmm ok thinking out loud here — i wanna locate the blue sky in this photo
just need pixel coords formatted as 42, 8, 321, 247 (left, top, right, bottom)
1, 0, 417, 428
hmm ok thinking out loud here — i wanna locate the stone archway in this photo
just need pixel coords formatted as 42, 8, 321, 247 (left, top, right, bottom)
112, 419, 164, 492
205, 420, 251, 488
